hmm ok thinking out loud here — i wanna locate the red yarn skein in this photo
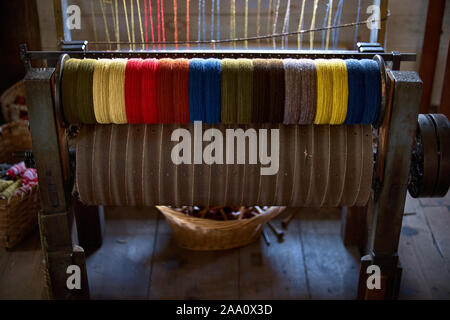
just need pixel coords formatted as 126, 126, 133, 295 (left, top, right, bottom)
125, 59, 144, 123
156, 58, 174, 123
141, 58, 158, 123
172, 59, 190, 123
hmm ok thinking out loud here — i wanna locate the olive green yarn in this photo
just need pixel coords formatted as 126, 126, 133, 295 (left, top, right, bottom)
61, 59, 81, 123
236, 59, 253, 124
76, 59, 97, 124
0, 179, 22, 199
221, 59, 239, 124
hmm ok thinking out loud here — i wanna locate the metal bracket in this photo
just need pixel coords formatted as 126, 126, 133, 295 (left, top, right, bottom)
357, 42, 385, 53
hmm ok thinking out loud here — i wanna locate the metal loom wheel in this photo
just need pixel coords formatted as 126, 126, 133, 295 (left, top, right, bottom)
373, 54, 388, 128
408, 114, 450, 198
429, 114, 450, 197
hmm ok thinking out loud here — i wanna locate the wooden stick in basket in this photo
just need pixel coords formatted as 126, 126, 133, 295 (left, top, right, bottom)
261, 228, 271, 246
254, 206, 284, 242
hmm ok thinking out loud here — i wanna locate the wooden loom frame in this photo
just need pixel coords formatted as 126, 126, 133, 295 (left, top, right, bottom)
21, 45, 421, 299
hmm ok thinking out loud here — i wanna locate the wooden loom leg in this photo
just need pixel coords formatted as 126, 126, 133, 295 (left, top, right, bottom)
24, 67, 90, 299
341, 206, 367, 251
357, 71, 422, 300
72, 198, 105, 251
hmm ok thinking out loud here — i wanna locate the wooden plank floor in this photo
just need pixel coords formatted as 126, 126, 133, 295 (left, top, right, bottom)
0, 192, 449, 300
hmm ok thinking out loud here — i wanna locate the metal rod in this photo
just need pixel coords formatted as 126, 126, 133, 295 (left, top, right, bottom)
23, 49, 416, 62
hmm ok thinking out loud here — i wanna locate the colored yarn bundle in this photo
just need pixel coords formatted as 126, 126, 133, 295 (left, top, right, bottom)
157, 58, 175, 123
204, 59, 222, 124
283, 59, 303, 124
76, 59, 97, 124
221, 59, 239, 124
141, 58, 159, 123
345, 59, 365, 124
93, 59, 112, 123
236, 59, 253, 124
268, 59, 285, 123
172, 58, 190, 123
108, 59, 128, 124
125, 59, 144, 123
298, 59, 317, 124
6, 162, 26, 179
61, 57, 382, 126
314, 59, 334, 124
252, 59, 270, 123
329, 59, 348, 125
189, 58, 205, 122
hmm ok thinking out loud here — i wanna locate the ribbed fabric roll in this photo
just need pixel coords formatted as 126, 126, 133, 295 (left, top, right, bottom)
141, 58, 158, 123
108, 59, 128, 124
77, 123, 373, 206
189, 58, 205, 122
76, 59, 97, 124
221, 59, 239, 124
268, 59, 285, 123
283, 59, 302, 124
314, 59, 333, 124
344, 59, 365, 124
252, 59, 270, 123
298, 59, 317, 124
204, 58, 221, 124
329, 59, 348, 124
93, 59, 112, 123
62, 59, 81, 124
172, 58, 190, 123
157, 58, 175, 123
125, 59, 144, 123
359, 59, 381, 124
236, 59, 253, 124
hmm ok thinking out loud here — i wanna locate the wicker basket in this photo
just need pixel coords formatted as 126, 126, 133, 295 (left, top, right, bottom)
0, 80, 28, 123
0, 120, 39, 249
0, 120, 33, 163
0, 184, 40, 248
157, 206, 284, 251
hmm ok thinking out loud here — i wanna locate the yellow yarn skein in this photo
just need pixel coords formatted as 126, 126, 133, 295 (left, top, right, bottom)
93, 59, 112, 123
314, 59, 333, 124
108, 59, 128, 124
329, 59, 348, 124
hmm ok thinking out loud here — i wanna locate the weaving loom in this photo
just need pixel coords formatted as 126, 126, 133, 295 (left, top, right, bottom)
19, 0, 450, 300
